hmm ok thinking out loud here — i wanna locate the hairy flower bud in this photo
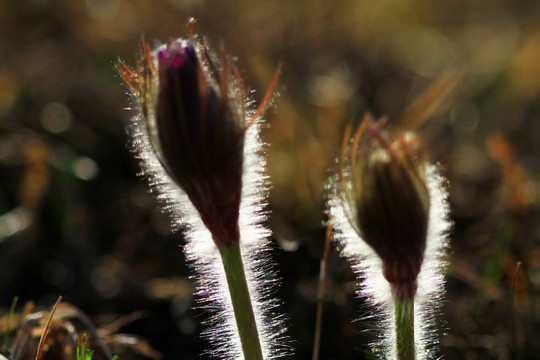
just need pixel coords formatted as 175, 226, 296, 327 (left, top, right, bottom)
118, 34, 266, 247
155, 40, 244, 247
339, 117, 430, 300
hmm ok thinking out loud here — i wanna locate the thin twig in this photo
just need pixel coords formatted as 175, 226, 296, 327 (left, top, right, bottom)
511, 261, 525, 360
312, 218, 333, 360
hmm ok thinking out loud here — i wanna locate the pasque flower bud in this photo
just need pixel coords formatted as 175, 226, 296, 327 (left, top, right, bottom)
339, 117, 430, 300
332, 114, 450, 359
155, 40, 244, 247
119, 35, 255, 247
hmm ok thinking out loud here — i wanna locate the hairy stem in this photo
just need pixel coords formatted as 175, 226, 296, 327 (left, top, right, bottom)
395, 299, 415, 360
219, 243, 264, 360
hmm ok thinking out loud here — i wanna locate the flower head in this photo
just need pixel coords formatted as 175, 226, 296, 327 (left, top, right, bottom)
338, 116, 430, 300
155, 39, 245, 247
331, 114, 450, 359
118, 30, 279, 247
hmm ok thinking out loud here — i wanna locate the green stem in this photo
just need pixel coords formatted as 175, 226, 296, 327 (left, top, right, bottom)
219, 243, 264, 360
394, 299, 415, 360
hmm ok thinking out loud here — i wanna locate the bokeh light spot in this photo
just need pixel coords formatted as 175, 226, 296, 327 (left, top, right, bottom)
40, 102, 72, 134
73, 156, 99, 180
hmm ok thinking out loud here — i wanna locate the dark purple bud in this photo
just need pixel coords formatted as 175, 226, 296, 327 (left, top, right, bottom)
342, 119, 430, 300
119, 34, 280, 248
153, 39, 245, 247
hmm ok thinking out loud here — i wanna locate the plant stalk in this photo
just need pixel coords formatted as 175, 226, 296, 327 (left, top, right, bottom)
394, 299, 415, 360
219, 243, 264, 360
312, 220, 333, 360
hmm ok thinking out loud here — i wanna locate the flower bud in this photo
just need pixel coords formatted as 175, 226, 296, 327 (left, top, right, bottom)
156, 40, 244, 247
120, 37, 247, 247
340, 118, 430, 300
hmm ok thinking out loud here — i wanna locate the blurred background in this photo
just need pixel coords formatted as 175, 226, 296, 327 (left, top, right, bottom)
1, 0, 539, 359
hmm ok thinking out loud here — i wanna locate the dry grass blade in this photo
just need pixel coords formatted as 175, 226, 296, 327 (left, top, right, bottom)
105, 335, 162, 360
97, 311, 146, 337
312, 218, 333, 360
486, 133, 531, 216
35, 297, 61, 360
393, 71, 461, 134
510, 261, 526, 360
1, 297, 18, 353
243, 68, 281, 132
